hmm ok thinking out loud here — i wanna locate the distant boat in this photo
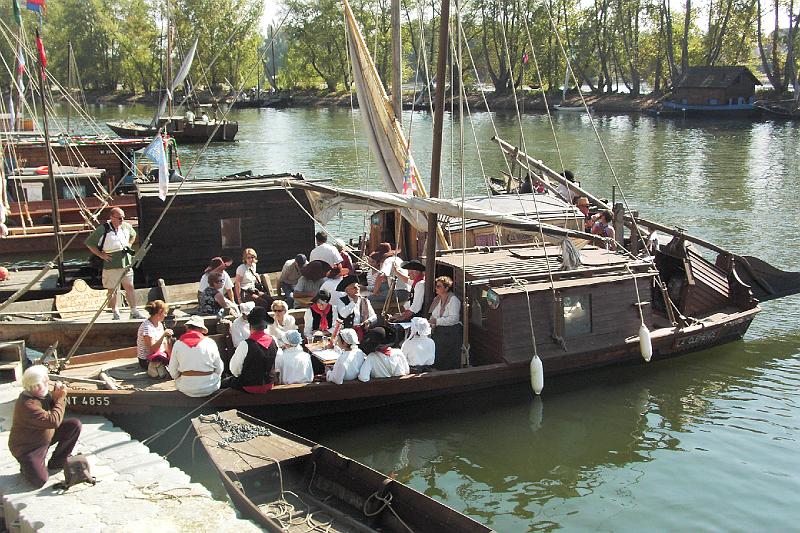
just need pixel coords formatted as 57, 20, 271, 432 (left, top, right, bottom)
554, 63, 593, 113
192, 410, 494, 533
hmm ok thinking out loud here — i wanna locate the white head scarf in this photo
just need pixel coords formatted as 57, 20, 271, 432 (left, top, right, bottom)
338, 328, 360, 349
410, 317, 431, 337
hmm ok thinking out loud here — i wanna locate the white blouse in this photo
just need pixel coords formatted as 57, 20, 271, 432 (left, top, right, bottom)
326, 348, 366, 384
429, 293, 462, 327
268, 314, 297, 343
358, 349, 409, 381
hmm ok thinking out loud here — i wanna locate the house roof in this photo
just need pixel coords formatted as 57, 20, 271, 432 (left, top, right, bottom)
675, 66, 761, 88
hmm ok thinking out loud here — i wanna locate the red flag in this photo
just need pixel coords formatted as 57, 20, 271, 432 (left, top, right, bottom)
522, 53, 529, 64
36, 33, 47, 69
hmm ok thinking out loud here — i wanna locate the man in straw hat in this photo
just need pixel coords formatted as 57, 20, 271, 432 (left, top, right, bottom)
167, 316, 223, 397
390, 259, 426, 322
326, 328, 366, 384
357, 327, 409, 382
229, 307, 279, 393
336, 274, 376, 341
231, 302, 255, 348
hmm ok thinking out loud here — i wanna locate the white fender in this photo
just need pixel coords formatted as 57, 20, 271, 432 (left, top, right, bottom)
530, 355, 544, 395
639, 324, 653, 362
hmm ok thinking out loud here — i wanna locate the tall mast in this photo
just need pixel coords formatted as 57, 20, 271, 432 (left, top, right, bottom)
424, 0, 450, 305
391, 0, 402, 119
66, 41, 72, 132
167, 13, 173, 119
35, 28, 65, 285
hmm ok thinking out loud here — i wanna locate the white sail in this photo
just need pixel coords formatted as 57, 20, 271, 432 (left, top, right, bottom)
342, 0, 428, 231
152, 38, 199, 126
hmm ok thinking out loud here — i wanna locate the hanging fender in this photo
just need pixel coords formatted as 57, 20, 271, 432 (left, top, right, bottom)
639, 324, 653, 362
34, 166, 49, 175
530, 355, 544, 395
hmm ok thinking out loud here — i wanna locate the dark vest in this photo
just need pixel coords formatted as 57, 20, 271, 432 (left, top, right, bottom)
338, 296, 369, 329
310, 305, 334, 331
239, 338, 277, 388
410, 282, 426, 318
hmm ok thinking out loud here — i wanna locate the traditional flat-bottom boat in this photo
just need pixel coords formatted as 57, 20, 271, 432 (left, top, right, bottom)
106, 116, 238, 143
192, 410, 493, 532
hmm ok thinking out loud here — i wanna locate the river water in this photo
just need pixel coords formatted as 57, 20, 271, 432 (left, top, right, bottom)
69, 104, 800, 530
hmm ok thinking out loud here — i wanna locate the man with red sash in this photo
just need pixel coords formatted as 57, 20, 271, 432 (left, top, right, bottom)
229, 307, 278, 393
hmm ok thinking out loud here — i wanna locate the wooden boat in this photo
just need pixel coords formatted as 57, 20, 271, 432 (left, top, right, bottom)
0, 280, 218, 356
106, 115, 238, 143
192, 410, 492, 532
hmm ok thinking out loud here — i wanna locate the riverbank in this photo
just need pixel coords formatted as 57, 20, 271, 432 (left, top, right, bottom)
86, 88, 659, 112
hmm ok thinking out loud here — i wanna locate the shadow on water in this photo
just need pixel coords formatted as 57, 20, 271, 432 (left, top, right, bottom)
109, 331, 800, 529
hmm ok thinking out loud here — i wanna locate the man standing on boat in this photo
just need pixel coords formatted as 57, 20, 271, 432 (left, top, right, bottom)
85, 207, 144, 320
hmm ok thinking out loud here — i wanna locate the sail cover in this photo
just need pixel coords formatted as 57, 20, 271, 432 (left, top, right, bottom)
153, 38, 199, 126
343, 0, 428, 231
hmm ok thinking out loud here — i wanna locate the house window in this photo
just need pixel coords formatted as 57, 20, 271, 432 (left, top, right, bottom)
563, 294, 591, 337
220, 218, 241, 249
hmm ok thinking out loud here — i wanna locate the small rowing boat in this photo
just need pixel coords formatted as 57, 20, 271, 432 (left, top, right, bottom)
192, 410, 493, 532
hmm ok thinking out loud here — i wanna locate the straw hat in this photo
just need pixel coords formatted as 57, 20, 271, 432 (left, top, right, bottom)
185, 315, 208, 333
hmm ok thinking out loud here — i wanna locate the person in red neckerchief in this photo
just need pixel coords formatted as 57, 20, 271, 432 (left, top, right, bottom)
228, 307, 278, 393
302, 290, 339, 342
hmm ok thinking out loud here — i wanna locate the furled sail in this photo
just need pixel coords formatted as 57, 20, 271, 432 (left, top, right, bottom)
152, 38, 199, 127
342, 0, 428, 231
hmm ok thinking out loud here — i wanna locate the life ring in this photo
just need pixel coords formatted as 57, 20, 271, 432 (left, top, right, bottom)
34, 165, 49, 175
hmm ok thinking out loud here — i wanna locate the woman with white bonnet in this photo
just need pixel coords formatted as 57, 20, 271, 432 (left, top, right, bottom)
167, 315, 224, 397
9, 366, 82, 487
274, 330, 313, 384
401, 317, 436, 371
326, 328, 366, 384
231, 302, 255, 348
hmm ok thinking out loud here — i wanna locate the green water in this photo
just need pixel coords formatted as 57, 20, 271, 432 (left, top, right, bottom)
66, 104, 800, 530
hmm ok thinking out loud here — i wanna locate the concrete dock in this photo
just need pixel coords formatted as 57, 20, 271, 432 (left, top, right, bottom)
0, 382, 261, 532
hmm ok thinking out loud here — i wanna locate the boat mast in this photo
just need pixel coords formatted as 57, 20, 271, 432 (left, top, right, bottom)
35, 28, 65, 285
66, 41, 72, 132
391, 0, 402, 119
424, 0, 450, 305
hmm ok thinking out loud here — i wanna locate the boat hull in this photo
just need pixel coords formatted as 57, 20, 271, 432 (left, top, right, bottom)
60, 307, 758, 417
106, 119, 238, 142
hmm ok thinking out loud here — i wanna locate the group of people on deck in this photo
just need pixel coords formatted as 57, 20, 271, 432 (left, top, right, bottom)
130, 230, 465, 398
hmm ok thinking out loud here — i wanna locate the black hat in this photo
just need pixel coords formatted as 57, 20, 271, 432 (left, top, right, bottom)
336, 274, 359, 292
361, 327, 386, 354
312, 289, 331, 304
401, 259, 426, 272
247, 306, 273, 329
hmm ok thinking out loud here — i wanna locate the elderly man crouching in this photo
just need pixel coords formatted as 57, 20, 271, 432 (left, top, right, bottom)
8, 366, 82, 488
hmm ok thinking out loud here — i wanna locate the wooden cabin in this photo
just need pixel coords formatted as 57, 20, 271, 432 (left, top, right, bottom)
671, 66, 761, 107
135, 174, 315, 285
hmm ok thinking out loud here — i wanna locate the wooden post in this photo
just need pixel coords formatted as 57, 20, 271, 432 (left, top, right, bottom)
613, 203, 624, 250
425, 0, 450, 307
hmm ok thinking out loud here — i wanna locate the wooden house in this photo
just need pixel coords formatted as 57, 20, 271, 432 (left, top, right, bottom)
657, 66, 762, 115
135, 174, 315, 285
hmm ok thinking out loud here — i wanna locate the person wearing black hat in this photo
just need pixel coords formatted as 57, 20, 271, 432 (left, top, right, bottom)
357, 327, 409, 382
228, 306, 278, 394
302, 289, 339, 342
293, 260, 330, 307
335, 275, 376, 341
390, 259, 426, 322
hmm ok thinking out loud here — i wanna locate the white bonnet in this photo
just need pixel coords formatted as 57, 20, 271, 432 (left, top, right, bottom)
410, 317, 431, 337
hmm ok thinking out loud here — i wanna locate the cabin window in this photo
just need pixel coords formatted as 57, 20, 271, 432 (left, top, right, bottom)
220, 218, 241, 249
562, 294, 591, 337
21, 182, 44, 202
709, 98, 719, 105
62, 183, 86, 199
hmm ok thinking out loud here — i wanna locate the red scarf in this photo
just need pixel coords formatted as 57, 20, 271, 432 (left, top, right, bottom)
249, 330, 273, 349
310, 304, 331, 331
411, 273, 425, 290
378, 346, 392, 356
179, 330, 206, 348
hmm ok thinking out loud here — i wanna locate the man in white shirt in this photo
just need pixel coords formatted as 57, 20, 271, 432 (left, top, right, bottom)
309, 231, 343, 267
390, 260, 426, 322
230, 302, 254, 348
336, 275, 377, 336
358, 327, 409, 382
167, 316, 224, 397
326, 329, 365, 384
319, 267, 345, 308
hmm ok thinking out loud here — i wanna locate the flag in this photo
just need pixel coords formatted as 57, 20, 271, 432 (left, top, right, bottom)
7, 93, 14, 131
12, 0, 22, 24
402, 152, 418, 196
26, 0, 43, 13
522, 52, 529, 64
35, 32, 46, 69
144, 134, 169, 201
16, 44, 25, 93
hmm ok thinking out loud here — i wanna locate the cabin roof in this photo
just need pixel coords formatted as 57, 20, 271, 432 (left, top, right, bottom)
675, 66, 761, 88
438, 245, 653, 285
442, 193, 579, 230
491, 270, 655, 294
136, 173, 305, 197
